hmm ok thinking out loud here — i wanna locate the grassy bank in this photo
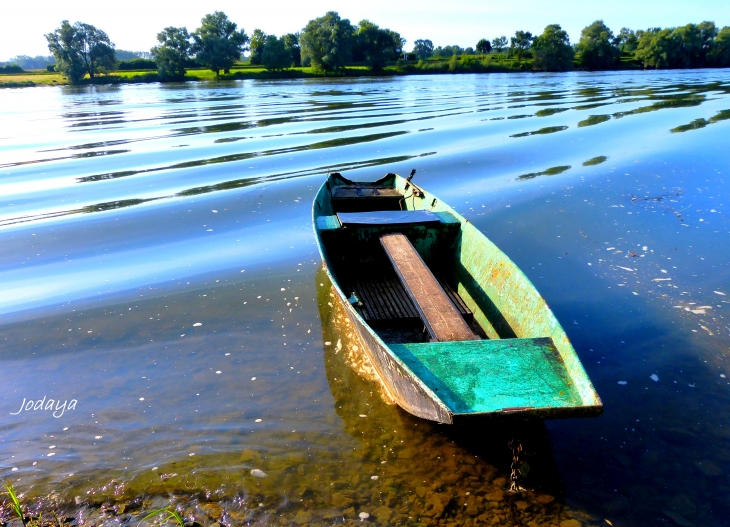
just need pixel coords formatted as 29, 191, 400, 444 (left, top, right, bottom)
0, 57, 534, 88
0, 54, 647, 88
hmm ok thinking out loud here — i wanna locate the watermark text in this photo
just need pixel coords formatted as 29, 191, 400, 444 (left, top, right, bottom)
10, 397, 78, 418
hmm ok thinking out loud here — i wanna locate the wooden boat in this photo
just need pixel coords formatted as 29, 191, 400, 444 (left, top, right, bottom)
313, 171, 602, 424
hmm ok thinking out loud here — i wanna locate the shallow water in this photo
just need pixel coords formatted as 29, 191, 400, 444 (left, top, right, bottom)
1, 71, 730, 526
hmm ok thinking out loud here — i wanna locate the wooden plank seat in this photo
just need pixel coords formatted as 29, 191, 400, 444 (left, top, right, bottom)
337, 210, 441, 226
317, 211, 460, 233
380, 233, 478, 342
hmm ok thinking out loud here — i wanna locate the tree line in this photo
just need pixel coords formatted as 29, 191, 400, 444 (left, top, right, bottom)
38, 13, 730, 83
43, 11, 403, 83
411, 21, 730, 72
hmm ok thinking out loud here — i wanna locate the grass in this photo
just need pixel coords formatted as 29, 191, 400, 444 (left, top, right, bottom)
140, 507, 185, 527
0, 72, 65, 87
2, 481, 185, 527
5, 481, 27, 527
0, 54, 576, 89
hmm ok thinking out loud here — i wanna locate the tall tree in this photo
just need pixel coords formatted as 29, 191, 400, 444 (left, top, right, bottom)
635, 28, 677, 68
532, 24, 574, 71
671, 22, 717, 67
300, 11, 354, 72
510, 31, 533, 62
492, 36, 508, 55
249, 29, 267, 65
192, 11, 249, 76
577, 20, 620, 70
46, 21, 116, 83
354, 20, 400, 71
616, 28, 638, 52
476, 39, 492, 54
709, 26, 730, 67
262, 35, 292, 71
282, 33, 301, 66
151, 27, 191, 81
412, 39, 434, 60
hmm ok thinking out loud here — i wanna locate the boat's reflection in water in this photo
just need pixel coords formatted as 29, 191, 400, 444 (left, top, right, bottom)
316, 267, 595, 526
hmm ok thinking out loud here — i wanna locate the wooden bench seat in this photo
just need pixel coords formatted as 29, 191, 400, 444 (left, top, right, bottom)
380, 233, 478, 342
337, 210, 441, 226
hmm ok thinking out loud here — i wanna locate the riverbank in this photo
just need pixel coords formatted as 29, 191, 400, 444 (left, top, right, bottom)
0, 56, 630, 88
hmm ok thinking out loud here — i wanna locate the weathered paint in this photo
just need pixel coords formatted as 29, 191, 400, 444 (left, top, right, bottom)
390, 338, 583, 414
313, 173, 603, 423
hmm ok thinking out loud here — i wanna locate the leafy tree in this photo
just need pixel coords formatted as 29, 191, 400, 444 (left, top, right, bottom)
151, 26, 191, 81
249, 29, 267, 65
413, 39, 434, 59
46, 21, 116, 83
262, 35, 292, 70
709, 26, 730, 67
532, 24, 573, 71
577, 20, 620, 70
510, 31, 533, 62
616, 28, 638, 52
476, 39, 491, 54
434, 44, 464, 58
192, 11, 249, 76
449, 45, 464, 56
671, 22, 717, 67
354, 20, 400, 71
464, 47, 475, 55
492, 36, 508, 55
635, 28, 677, 68
300, 11, 354, 72
390, 31, 406, 57
282, 33, 301, 66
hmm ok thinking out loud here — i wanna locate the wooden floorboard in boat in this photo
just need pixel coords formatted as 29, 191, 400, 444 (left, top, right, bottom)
380, 233, 478, 342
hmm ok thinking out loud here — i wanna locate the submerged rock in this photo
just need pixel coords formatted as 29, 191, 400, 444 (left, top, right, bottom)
371, 506, 393, 522
293, 510, 313, 524
250, 468, 268, 478
424, 492, 451, 517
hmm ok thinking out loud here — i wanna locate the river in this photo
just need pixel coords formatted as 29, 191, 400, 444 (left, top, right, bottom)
1, 70, 730, 526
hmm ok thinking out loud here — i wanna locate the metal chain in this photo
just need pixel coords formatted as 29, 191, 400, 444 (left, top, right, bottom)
508, 436, 525, 493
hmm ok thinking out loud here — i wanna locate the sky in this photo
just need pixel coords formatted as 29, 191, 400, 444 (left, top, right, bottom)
2, 0, 730, 60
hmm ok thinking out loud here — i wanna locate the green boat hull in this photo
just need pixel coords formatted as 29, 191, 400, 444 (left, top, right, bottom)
313, 173, 602, 424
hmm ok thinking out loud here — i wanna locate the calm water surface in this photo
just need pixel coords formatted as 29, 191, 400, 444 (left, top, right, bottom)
1, 71, 730, 526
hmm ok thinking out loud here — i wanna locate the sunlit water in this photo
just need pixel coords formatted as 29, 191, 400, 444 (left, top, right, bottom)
1, 71, 730, 526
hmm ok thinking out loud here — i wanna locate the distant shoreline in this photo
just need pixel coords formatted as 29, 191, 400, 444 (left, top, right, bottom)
2, 60, 729, 89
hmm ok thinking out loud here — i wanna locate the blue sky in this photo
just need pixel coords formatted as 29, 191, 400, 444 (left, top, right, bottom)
2, 0, 729, 60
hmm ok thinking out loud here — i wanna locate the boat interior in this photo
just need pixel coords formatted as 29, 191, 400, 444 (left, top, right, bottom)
316, 173, 490, 344
315, 172, 599, 417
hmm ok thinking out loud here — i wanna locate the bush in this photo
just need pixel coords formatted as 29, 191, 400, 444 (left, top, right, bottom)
448, 55, 459, 72
0, 64, 24, 73
416, 60, 448, 72
117, 58, 157, 70
460, 54, 482, 72
46, 64, 56, 72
